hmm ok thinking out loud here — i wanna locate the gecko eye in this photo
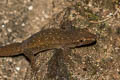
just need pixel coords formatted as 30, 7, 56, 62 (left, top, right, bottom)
80, 40, 83, 42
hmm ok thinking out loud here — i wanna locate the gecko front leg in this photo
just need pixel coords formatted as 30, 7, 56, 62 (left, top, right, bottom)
45, 48, 74, 80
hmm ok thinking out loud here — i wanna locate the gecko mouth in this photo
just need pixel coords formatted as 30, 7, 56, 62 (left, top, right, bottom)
76, 40, 97, 48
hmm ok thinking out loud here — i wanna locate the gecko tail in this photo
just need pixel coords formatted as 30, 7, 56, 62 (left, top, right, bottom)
0, 42, 23, 56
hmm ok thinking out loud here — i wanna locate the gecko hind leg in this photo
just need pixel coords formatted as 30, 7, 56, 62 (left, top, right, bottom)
23, 50, 38, 80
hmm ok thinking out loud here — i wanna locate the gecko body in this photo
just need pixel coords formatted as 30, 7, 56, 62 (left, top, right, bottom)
0, 28, 96, 72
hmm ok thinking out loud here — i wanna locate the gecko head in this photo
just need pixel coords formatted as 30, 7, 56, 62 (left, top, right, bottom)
70, 28, 96, 47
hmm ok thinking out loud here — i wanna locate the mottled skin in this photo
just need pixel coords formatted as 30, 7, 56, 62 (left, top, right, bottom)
0, 28, 96, 75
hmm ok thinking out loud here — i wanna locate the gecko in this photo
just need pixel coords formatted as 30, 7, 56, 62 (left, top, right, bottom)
0, 28, 96, 74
